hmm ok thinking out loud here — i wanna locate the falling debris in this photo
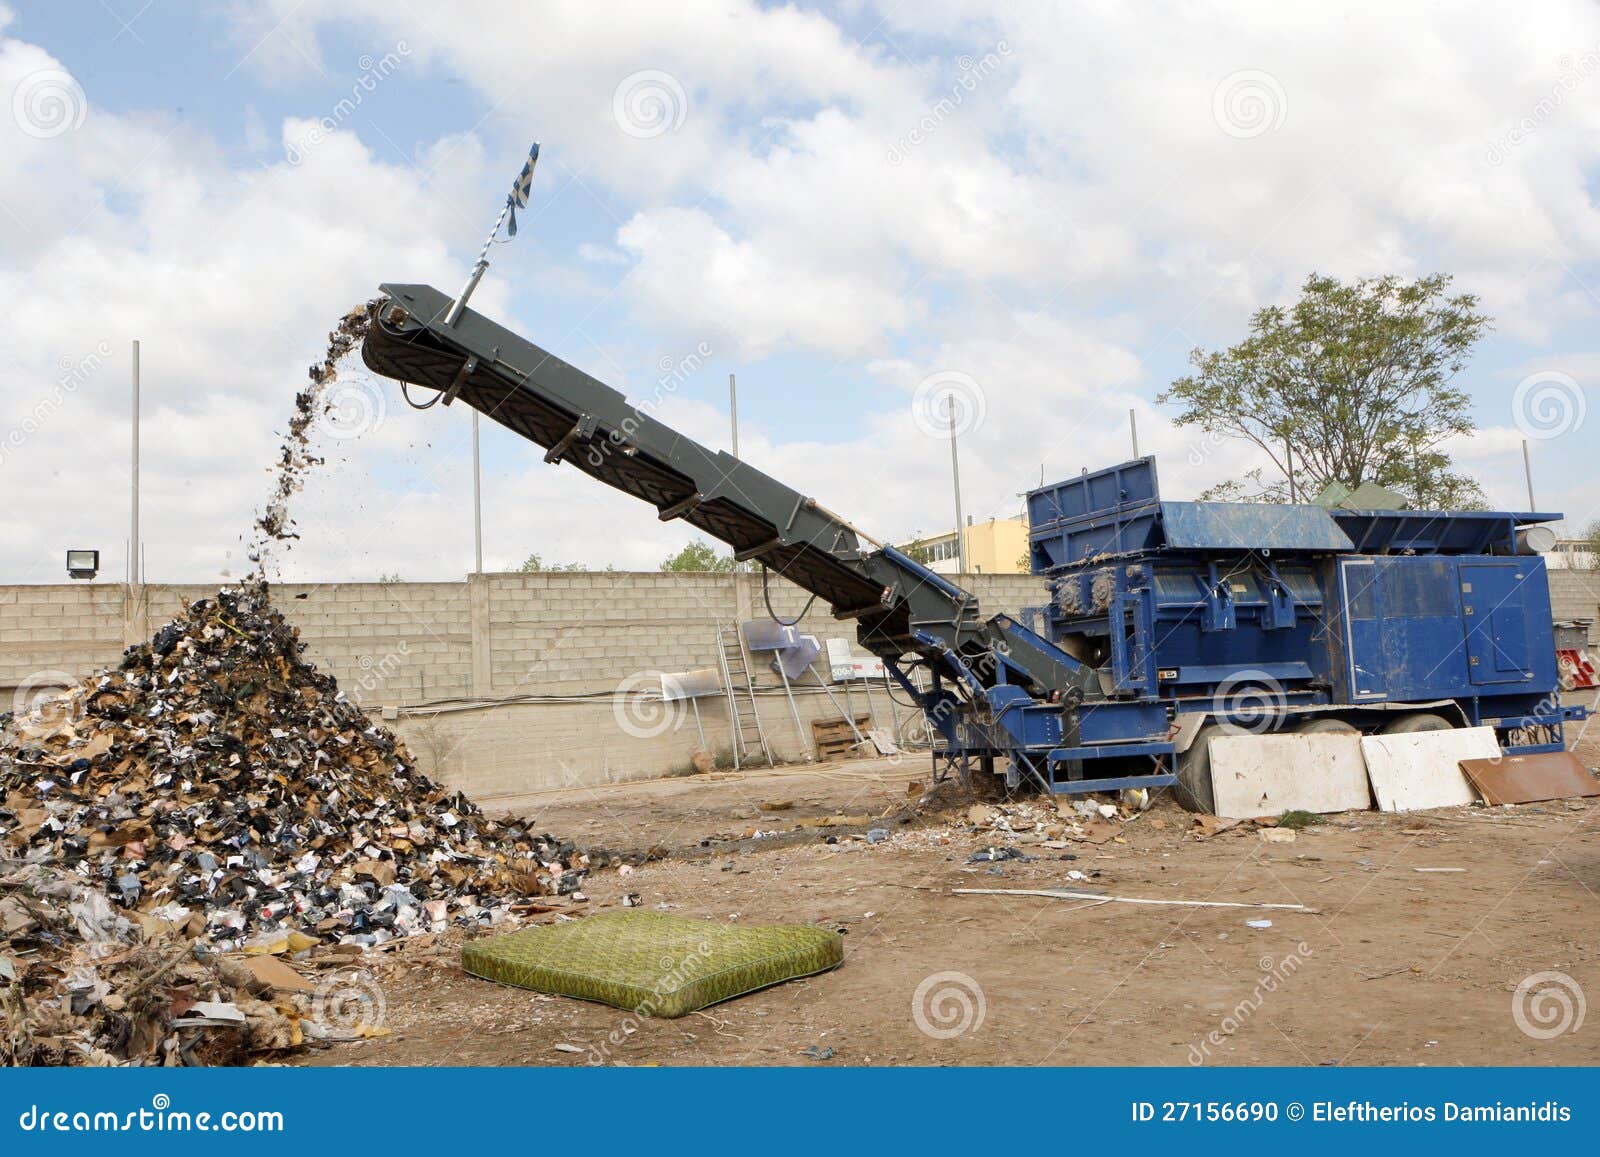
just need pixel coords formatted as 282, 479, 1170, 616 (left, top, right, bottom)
248, 303, 377, 575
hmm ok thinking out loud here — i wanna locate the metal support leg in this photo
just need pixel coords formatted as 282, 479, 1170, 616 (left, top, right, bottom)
775, 661, 808, 760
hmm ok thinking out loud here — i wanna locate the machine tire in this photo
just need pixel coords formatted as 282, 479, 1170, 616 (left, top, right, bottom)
1378, 712, 1456, 735
1175, 723, 1228, 814
1294, 717, 1359, 735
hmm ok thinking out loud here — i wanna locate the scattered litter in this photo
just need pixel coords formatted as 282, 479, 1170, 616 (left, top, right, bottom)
865, 828, 889, 844
954, 888, 1314, 912
801, 1044, 835, 1061
1259, 828, 1298, 844
969, 846, 1028, 863
1245, 919, 1273, 929
552, 1043, 585, 1054
1412, 867, 1466, 874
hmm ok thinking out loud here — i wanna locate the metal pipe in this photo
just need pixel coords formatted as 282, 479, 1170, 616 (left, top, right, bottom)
472, 411, 483, 573
1522, 439, 1536, 510
445, 260, 489, 327
130, 340, 140, 587
776, 660, 808, 760
949, 405, 966, 574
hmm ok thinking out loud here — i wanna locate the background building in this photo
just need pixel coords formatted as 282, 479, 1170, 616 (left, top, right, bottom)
897, 516, 1030, 575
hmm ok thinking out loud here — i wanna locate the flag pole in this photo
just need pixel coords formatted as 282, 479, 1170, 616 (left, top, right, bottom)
446, 143, 539, 327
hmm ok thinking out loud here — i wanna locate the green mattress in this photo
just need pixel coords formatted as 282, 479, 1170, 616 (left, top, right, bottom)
461, 910, 844, 1018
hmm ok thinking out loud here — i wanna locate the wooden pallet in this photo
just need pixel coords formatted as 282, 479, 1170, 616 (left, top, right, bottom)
812, 714, 872, 761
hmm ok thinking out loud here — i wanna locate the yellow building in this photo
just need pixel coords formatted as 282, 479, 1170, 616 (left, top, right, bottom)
897, 517, 1030, 575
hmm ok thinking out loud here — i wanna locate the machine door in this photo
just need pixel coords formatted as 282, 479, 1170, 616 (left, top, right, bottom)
1460, 562, 1535, 685
1340, 559, 1386, 699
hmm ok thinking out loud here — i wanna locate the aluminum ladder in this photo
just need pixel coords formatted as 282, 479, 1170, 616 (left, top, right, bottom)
716, 624, 773, 769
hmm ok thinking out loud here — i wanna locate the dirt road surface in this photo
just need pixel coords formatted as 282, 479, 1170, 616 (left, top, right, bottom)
301, 711, 1600, 1068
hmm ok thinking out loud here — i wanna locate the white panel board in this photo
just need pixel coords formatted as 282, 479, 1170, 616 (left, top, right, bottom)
1207, 734, 1372, 819
1360, 726, 1499, 812
825, 636, 887, 682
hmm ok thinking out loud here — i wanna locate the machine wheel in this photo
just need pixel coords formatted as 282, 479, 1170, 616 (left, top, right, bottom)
1175, 723, 1228, 813
1294, 717, 1359, 735
1378, 712, 1455, 735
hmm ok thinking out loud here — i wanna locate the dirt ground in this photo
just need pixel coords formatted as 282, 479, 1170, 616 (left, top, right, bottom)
302, 709, 1600, 1068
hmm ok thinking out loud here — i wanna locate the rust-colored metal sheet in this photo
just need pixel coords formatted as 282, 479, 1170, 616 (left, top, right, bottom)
1458, 751, 1600, 806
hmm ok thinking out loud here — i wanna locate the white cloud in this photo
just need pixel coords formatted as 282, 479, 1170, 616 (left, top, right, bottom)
4, 3, 1600, 587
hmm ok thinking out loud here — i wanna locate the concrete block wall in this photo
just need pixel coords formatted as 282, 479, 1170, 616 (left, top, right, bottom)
1549, 568, 1600, 644
0, 571, 1052, 803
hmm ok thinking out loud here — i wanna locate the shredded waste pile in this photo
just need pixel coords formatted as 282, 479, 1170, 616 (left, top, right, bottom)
0, 582, 596, 1066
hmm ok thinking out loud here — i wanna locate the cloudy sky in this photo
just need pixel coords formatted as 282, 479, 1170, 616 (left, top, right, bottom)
1, 1, 1596, 584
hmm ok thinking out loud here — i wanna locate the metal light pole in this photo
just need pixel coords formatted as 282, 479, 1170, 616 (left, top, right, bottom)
1129, 408, 1139, 458
472, 410, 484, 573
1522, 439, 1536, 510
949, 403, 967, 574
130, 340, 140, 586
729, 372, 739, 458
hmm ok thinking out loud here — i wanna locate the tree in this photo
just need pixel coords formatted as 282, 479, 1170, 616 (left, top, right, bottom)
659, 540, 737, 572
1159, 273, 1491, 509
1580, 518, 1600, 568
517, 553, 588, 573
901, 539, 935, 565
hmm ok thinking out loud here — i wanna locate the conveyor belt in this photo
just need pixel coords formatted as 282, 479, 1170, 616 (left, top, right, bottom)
360, 283, 1096, 701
